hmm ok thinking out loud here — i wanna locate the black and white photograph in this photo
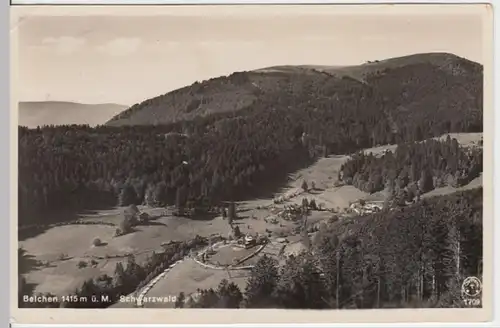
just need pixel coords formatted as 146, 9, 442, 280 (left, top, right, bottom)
12, 3, 493, 323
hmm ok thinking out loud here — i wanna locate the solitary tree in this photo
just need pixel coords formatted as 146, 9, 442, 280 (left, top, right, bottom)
302, 198, 309, 209
301, 229, 311, 251
175, 187, 186, 216
112, 262, 127, 293
419, 167, 434, 194
217, 279, 243, 308
175, 292, 185, 308
144, 184, 156, 206
154, 182, 167, 207
119, 215, 133, 235
301, 180, 309, 192
233, 226, 242, 239
124, 204, 139, 225
228, 202, 237, 222
309, 199, 317, 210
313, 222, 328, 248
245, 255, 279, 308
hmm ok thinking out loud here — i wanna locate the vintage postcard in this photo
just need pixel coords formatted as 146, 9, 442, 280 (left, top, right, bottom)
10, 3, 493, 325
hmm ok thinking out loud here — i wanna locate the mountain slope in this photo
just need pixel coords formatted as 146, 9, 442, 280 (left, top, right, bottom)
19, 52, 483, 227
106, 70, 318, 126
19, 101, 128, 128
106, 52, 482, 131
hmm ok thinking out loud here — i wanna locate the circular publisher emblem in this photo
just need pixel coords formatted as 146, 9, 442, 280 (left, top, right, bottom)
462, 276, 482, 298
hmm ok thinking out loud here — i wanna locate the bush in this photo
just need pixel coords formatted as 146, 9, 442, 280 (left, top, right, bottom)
77, 261, 87, 269
92, 237, 102, 247
233, 226, 242, 238
328, 215, 339, 224
114, 228, 123, 237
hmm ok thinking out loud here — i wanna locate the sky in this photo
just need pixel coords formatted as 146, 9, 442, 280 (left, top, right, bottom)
16, 5, 487, 106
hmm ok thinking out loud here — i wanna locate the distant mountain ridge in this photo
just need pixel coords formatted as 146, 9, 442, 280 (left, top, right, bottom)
262, 52, 481, 81
106, 52, 482, 127
19, 101, 128, 128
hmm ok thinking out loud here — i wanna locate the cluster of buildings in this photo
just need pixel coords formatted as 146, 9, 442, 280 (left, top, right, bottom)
272, 188, 302, 204
243, 235, 256, 249
348, 201, 384, 215
264, 203, 304, 225
236, 233, 268, 249
277, 204, 303, 221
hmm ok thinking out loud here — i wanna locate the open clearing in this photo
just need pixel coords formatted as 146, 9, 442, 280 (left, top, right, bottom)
207, 246, 258, 266
422, 173, 483, 199
435, 132, 483, 148
19, 132, 483, 299
239, 154, 372, 212
362, 132, 483, 157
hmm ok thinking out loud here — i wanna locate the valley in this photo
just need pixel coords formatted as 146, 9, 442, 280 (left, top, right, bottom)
17, 52, 484, 309
19, 132, 483, 307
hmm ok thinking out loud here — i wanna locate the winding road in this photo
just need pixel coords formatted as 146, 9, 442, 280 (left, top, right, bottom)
134, 241, 267, 307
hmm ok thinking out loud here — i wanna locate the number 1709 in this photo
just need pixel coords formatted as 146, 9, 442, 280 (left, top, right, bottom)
463, 298, 481, 307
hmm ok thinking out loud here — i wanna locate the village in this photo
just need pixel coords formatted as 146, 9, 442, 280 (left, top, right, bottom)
120, 177, 389, 265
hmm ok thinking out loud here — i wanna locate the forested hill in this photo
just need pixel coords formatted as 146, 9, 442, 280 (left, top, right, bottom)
107, 52, 482, 131
339, 136, 483, 198
19, 52, 483, 227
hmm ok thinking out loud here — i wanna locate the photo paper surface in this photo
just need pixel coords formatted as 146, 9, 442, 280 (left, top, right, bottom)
10, 4, 494, 324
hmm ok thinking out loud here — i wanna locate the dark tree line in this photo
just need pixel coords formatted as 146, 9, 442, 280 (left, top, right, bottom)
18, 105, 481, 227
339, 137, 483, 199
182, 279, 244, 308
182, 188, 483, 309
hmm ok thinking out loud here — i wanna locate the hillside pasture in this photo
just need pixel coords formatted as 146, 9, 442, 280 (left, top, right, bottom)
435, 132, 483, 148
422, 174, 483, 199
361, 132, 483, 158
240, 154, 368, 212
143, 258, 251, 308
19, 204, 283, 297
19, 210, 235, 297
206, 245, 259, 266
